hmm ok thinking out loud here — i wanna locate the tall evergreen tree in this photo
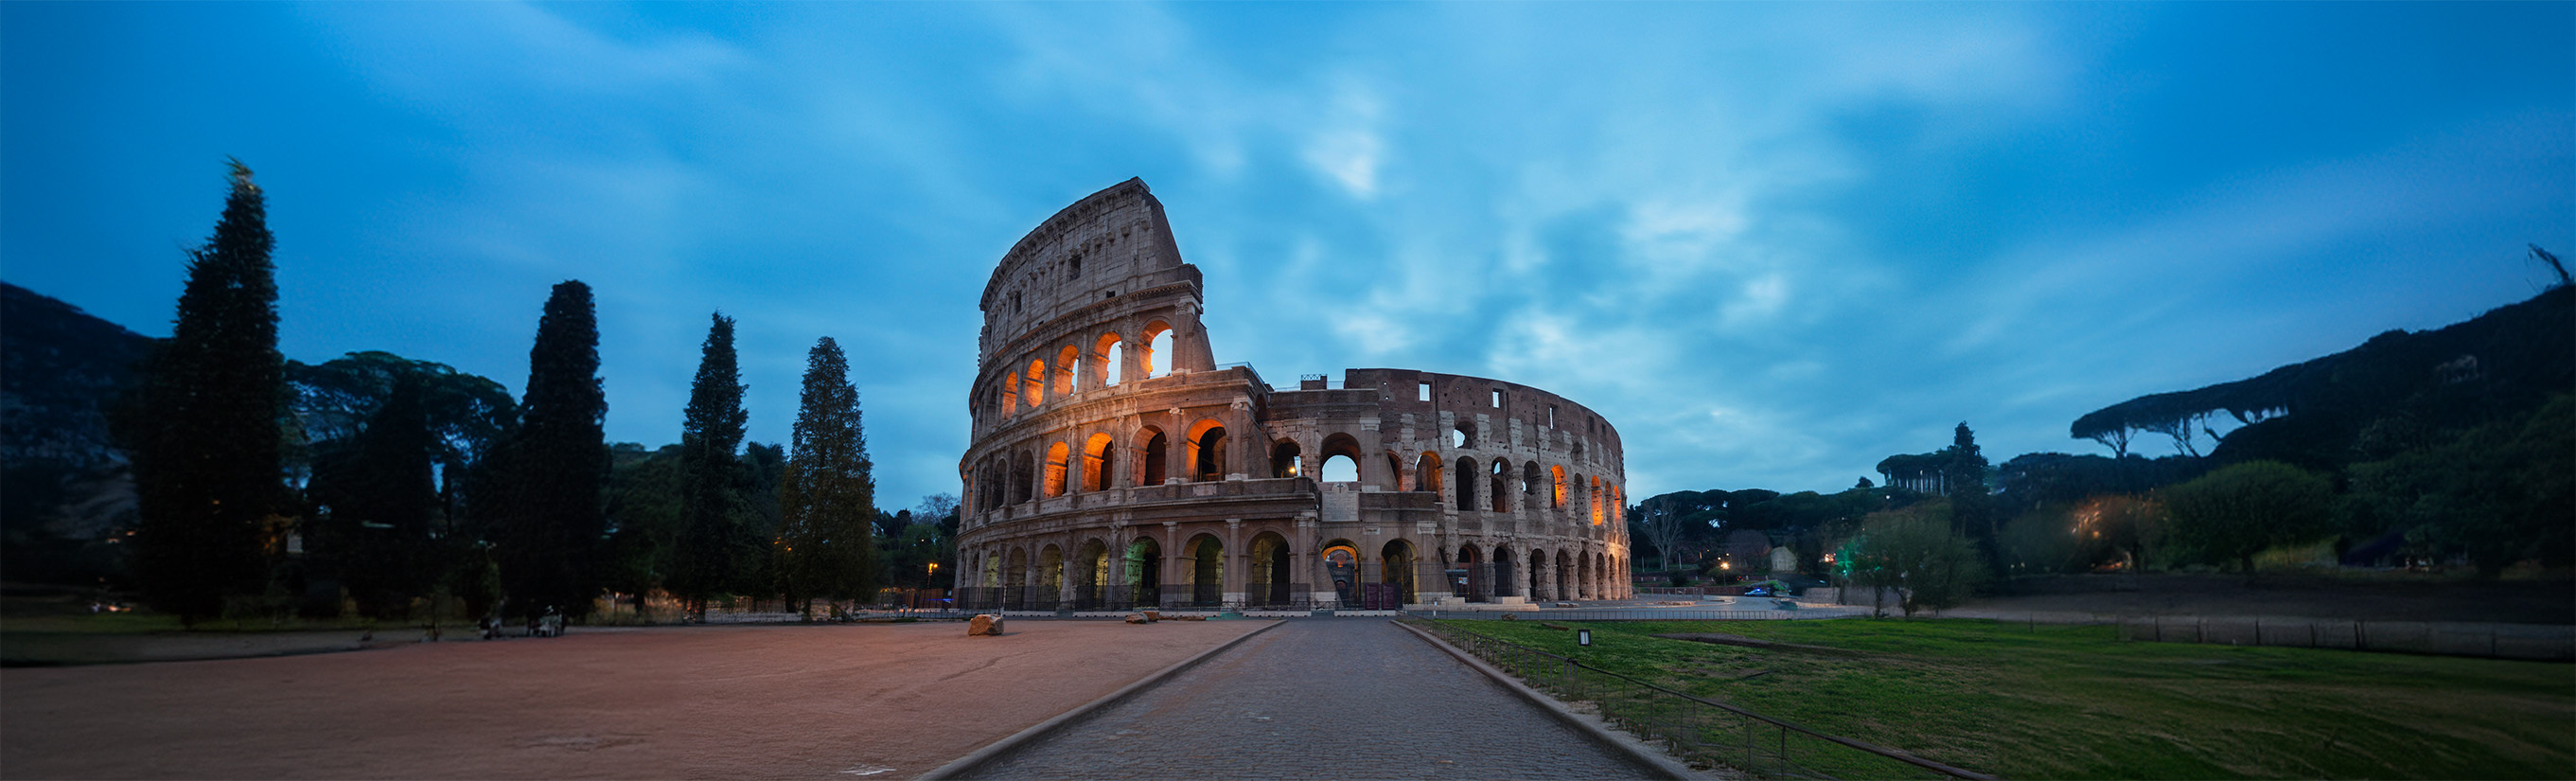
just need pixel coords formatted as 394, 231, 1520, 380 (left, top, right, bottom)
494, 281, 609, 619
779, 337, 878, 615
127, 159, 287, 623
671, 312, 751, 615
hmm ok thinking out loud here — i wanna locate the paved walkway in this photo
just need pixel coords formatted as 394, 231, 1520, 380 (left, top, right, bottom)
975, 619, 1661, 779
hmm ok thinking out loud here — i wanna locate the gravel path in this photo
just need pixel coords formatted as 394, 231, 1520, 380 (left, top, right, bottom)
975, 619, 1660, 779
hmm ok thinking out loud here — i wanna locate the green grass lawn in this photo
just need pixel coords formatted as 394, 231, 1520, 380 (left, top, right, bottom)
1431, 617, 2574, 779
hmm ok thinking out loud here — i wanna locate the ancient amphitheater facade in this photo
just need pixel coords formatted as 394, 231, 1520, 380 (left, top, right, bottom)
956, 179, 1632, 612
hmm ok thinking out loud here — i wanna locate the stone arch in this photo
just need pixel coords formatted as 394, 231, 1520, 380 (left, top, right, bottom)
1270, 438, 1302, 478
1000, 378, 1018, 416
1315, 433, 1364, 484
1530, 549, 1550, 601
1043, 441, 1069, 498
978, 457, 1005, 511
1073, 538, 1110, 609
1005, 546, 1030, 606
1416, 452, 1444, 495
1053, 345, 1079, 398
1381, 539, 1419, 607
1082, 433, 1114, 492
1551, 465, 1567, 508
1246, 530, 1293, 607
1185, 418, 1228, 482
1023, 358, 1048, 407
1093, 331, 1124, 387
1010, 450, 1034, 505
1556, 549, 1575, 601
1492, 543, 1516, 598
1185, 533, 1224, 607
1455, 542, 1485, 601
1524, 461, 1543, 500
1384, 452, 1405, 491
1140, 320, 1173, 379
1454, 456, 1477, 511
1036, 543, 1066, 605
1490, 459, 1509, 513
1576, 550, 1592, 600
1125, 535, 1162, 606
1321, 540, 1363, 607
1138, 426, 1169, 487
1591, 475, 1605, 524
1451, 420, 1473, 449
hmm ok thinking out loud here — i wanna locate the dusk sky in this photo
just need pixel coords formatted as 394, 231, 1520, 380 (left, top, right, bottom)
5, 2, 2570, 508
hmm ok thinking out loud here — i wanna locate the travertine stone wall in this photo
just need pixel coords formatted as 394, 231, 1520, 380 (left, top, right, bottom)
957, 179, 1632, 610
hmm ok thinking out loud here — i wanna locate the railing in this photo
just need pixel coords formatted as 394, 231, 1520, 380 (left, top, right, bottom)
1413, 623, 1994, 780
1413, 609, 1824, 621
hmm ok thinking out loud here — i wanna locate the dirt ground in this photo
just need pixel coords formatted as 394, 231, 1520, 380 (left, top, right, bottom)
0, 619, 1270, 780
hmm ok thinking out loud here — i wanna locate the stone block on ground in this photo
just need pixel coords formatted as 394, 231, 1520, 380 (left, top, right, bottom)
1123, 612, 1151, 624
968, 613, 1005, 636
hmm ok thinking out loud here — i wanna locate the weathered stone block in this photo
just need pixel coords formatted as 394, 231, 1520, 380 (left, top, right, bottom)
968, 613, 1005, 636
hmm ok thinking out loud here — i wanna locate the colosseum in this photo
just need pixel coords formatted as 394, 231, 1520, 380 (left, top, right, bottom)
955, 179, 1632, 612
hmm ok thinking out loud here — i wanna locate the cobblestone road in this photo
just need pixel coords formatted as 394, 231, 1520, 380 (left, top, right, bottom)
974, 618, 1662, 779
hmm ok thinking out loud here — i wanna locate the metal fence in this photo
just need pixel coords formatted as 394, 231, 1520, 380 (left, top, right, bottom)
2117, 614, 2575, 661
1413, 608, 1839, 622
1414, 622, 1992, 780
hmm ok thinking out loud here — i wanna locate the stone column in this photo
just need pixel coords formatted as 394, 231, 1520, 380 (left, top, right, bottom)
1106, 524, 1128, 607
1161, 521, 1182, 609
1165, 408, 1189, 486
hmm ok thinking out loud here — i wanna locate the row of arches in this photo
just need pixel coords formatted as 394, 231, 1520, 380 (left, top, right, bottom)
970, 424, 1623, 526
982, 325, 1179, 422
962, 529, 1629, 610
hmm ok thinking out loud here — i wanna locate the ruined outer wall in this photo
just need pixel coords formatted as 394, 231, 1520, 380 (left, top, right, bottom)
956, 179, 1632, 609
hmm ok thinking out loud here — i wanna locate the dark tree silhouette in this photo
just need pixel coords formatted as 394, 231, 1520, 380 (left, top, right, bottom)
671, 312, 752, 615
493, 281, 609, 620
306, 378, 439, 618
127, 160, 287, 623
779, 337, 879, 614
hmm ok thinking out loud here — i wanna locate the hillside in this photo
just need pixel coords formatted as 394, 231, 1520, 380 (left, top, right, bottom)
2, 283, 159, 581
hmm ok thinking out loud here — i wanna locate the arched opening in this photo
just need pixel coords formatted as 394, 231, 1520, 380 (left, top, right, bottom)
1557, 550, 1575, 601
1455, 456, 1478, 511
1042, 441, 1069, 498
1082, 433, 1114, 492
1592, 475, 1605, 524
1416, 452, 1443, 495
1380, 539, 1418, 608
1320, 454, 1358, 483
1036, 544, 1065, 609
1073, 539, 1109, 610
978, 459, 1004, 512
1246, 531, 1293, 608
1551, 465, 1567, 508
1576, 551, 1593, 600
1141, 321, 1173, 379
1530, 552, 1549, 601
1490, 459, 1509, 513
1186, 534, 1224, 607
1024, 359, 1048, 407
1493, 545, 1516, 598
1000, 382, 1017, 417
1094, 332, 1124, 387
1455, 543, 1485, 602
1524, 461, 1543, 500
1322, 541, 1362, 608
1005, 547, 1030, 610
1271, 439, 1302, 478
1186, 419, 1227, 482
1384, 452, 1404, 491
1053, 346, 1078, 398
1125, 537, 1161, 608
1010, 451, 1033, 505
1450, 422, 1472, 449
1138, 427, 1169, 487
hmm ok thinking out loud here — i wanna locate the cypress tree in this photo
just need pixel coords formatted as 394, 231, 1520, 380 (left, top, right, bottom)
672, 312, 750, 616
779, 337, 878, 616
495, 281, 609, 619
129, 159, 287, 623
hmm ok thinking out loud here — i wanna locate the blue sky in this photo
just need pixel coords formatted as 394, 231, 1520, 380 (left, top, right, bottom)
5, 2, 2570, 508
